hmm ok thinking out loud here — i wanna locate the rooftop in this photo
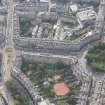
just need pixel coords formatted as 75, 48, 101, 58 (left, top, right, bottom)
77, 7, 96, 21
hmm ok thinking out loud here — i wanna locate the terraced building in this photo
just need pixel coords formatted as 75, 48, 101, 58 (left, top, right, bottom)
0, 0, 105, 105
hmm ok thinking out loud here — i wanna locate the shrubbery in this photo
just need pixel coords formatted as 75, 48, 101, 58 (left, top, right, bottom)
86, 43, 105, 72
19, 17, 33, 37
21, 62, 79, 105
5, 80, 30, 105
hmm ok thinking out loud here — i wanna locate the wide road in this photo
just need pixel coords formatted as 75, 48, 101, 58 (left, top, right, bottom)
0, 0, 15, 104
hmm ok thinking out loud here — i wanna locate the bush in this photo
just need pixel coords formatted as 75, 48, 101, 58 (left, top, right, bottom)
21, 62, 79, 105
5, 80, 30, 105
86, 43, 105, 72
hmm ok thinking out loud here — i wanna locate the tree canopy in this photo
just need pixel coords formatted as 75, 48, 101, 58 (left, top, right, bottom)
86, 43, 105, 72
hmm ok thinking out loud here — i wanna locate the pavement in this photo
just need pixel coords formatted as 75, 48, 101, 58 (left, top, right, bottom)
0, 0, 15, 105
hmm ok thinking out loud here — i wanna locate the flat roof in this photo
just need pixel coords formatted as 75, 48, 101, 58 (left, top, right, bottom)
40, 0, 49, 2
77, 8, 96, 21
